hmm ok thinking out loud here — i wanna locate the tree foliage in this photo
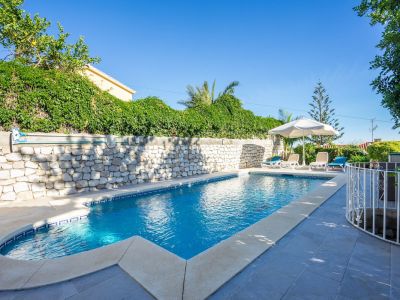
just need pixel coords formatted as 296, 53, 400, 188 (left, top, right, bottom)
368, 141, 400, 161
0, 0, 99, 71
354, 0, 400, 128
0, 61, 280, 138
308, 82, 344, 145
180, 80, 239, 108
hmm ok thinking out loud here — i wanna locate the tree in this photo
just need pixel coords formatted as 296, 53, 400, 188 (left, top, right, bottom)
0, 0, 99, 71
308, 82, 344, 145
354, 0, 400, 128
180, 80, 239, 108
278, 109, 297, 158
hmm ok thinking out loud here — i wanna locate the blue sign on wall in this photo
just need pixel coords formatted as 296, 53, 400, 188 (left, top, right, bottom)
11, 128, 27, 144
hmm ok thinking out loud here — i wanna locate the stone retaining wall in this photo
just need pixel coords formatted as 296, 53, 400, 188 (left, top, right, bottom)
0, 133, 282, 201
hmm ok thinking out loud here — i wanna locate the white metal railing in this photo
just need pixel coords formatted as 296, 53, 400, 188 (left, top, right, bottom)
346, 162, 400, 244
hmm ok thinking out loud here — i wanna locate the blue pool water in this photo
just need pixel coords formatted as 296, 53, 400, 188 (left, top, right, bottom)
1, 174, 327, 260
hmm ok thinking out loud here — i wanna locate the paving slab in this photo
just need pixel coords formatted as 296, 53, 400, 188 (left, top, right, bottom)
119, 236, 186, 300
0, 266, 153, 300
68, 269, 154, 300
307, 247, 351, 282
391, 286, 400, 300
283, 269, 341, 300
71, 265, 123, 293
338, 268, 391, 299
12, 282, 78, 300
391, 245, 400, 289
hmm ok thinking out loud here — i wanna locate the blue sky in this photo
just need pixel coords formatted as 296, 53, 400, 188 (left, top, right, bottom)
22, 0, 399, 143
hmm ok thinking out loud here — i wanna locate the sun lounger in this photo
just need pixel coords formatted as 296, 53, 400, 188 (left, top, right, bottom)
262, 156, 281, 167
328, 156, 347, 171
310, 152, 329, 170
280, 153, 300, 168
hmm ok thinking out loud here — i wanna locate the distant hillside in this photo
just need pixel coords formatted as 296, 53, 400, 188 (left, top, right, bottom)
0, 62, 280, 138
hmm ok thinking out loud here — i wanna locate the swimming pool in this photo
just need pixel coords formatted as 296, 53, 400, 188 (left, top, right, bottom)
1, 174, 327, 260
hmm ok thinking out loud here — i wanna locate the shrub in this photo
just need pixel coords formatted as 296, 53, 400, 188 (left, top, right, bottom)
294, 143, 369, 164
294, 143, 317, 165
349, 154, 369, 163
368, 141, 400, 162
0, 61, 281, 138
340, 145, 369, 163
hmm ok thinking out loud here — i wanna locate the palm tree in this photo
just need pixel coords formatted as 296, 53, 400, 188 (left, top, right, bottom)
180, 80, 239, 108
278, 109, 297, 159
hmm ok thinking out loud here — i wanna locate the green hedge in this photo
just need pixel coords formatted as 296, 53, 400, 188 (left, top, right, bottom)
0, 62, 280, 138
294, 143, 369, 164
294, 142, 400, 164
368, 141, 400, 162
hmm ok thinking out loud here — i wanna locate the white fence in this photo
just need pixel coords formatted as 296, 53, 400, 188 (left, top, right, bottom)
346, 162, 400, 244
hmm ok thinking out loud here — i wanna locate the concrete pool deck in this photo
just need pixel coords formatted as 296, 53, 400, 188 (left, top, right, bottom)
0, 169, 348, 299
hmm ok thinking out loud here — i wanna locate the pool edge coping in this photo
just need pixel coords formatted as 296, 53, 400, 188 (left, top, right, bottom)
0, 170, 346, 299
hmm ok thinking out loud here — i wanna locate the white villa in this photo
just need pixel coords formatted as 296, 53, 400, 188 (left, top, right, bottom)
82, 65, 135, 101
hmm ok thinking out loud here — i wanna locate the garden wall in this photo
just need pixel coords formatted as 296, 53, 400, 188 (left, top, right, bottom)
0, 132, 282, 201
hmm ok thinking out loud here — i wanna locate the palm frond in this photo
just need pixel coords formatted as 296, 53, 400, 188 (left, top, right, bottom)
221, 81, 239, 96
186, 85, 196, 100
211, 80, 216, 103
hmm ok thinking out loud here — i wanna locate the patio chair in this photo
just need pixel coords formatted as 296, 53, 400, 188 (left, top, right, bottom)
262, 156, 281, 167
280, 153, 300, 168
310, 152, 329, 170
328, 156, 347, 171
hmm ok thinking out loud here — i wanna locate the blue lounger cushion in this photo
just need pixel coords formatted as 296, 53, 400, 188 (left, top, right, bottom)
264, 156, 281, 165
328, 156, 347, 168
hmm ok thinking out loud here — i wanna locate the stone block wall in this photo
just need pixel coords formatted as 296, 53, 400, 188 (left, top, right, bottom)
0, 133, 282, 201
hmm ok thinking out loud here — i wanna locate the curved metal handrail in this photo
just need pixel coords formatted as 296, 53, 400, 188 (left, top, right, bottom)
346, 162, 400, 245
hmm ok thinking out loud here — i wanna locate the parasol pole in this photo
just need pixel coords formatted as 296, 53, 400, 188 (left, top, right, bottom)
302, 131, 306, 166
